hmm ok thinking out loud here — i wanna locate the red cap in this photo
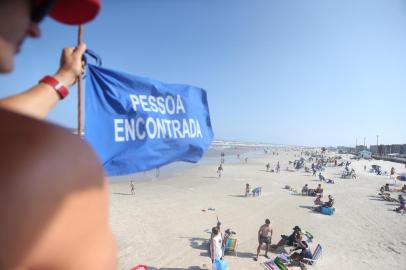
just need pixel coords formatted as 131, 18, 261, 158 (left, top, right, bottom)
49, 0, 101, 25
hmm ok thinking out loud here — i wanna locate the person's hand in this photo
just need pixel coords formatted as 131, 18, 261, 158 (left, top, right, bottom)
54, 43, 87, 86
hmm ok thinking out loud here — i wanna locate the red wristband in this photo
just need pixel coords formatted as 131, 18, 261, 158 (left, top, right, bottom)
39, 75, 69, 99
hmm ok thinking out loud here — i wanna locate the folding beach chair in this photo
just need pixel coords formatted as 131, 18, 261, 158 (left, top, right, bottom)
302, 244, 322, 265
223, 238, 238, 256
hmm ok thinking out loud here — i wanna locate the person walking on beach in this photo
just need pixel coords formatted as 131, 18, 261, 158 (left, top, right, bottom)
155, 167, 160, 178
266, 163, 270, 172
217, 164, 223, 177
254, 219, 273, 261
130, 181, 135, 195
390, 167, 395, 179
276, 161, 280, 173
364, 165, 367, 171
0, 1, 116, 269
245, 157, 248, 163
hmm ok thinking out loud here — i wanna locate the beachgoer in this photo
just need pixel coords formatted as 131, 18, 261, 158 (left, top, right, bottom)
275, 226, 301, 247
245, 157, 248, 163
266, 163, 270, 172
314, 195, 322, 205
245, 183, 251, 197
276, 161, 280, 173
254, 219, 273, 261
210, 227, 223, 263
0, 1, 116, 269
395, 195, 406, 212
318, 172, 325, 182
364, 165, 367, 171
155, 167, 160, 178
390, 167, 395, 178
130, 181, 135, 195
288, 236, 312, 262
384, 183, 390, 192
315, 184, 323, 195
301, 184, 309, 195
217, 164, 223, 177
322, 195, 334, 208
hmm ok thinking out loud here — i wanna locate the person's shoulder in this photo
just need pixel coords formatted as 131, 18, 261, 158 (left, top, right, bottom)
0, 108, 103, 182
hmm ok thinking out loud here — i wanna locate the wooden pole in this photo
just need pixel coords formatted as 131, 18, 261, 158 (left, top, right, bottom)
77, 25, 84, 137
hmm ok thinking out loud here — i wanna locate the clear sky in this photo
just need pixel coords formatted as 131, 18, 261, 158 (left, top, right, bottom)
1, 0, 405, 147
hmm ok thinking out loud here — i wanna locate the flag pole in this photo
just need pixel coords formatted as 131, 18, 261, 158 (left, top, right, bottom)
77, 25, 84, 137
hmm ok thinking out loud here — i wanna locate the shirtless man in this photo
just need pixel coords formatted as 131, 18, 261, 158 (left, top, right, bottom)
254, 219, 273, 261
0, 1, 116, 269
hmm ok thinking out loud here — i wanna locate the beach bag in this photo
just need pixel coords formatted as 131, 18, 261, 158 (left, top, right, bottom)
212, 258, 228, 270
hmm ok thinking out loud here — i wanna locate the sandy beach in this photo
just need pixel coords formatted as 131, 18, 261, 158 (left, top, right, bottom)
108, 149, 406, 270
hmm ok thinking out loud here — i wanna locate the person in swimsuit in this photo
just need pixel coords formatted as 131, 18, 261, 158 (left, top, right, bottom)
254, 219, 273, 261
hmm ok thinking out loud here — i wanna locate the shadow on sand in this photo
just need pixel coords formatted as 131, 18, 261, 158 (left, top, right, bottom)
112, 192, 133, 196
179, 236, 210, 257
228, 194, 247, 198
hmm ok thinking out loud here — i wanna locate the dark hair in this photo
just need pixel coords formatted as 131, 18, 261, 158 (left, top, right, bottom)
265, 219, 270, 224
212, 227, 219, 235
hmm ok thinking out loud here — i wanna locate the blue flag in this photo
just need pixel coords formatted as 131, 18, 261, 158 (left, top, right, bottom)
84, 62, 213, 176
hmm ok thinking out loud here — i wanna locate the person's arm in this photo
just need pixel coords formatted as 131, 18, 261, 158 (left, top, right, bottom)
210, 238, 215, 262
0, 44, 86, 119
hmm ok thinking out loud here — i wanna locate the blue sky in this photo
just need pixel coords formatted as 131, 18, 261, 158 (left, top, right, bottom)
1, 0, 405, 146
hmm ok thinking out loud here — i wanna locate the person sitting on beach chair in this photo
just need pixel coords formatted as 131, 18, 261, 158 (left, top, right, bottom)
314, 195, 323, 205
288, 236, 313, 262
315, 184, 323, 195
322, 195, 334, 208
274, 226, 301, 248
301, 184, 309, 195
252, 187, 262, 196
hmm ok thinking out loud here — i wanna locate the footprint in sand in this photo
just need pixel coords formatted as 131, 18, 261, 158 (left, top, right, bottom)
387, 246, 401, 255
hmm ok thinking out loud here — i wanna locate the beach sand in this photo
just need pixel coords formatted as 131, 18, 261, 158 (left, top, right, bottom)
109, 150, 406, 270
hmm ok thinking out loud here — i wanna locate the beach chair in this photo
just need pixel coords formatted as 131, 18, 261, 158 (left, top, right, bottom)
223, 238, 238, 256
301, 244, 322, 265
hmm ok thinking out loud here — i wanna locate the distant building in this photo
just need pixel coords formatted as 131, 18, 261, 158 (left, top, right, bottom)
337, 146, 354, 154
370, 145, 378, 154
391, 144, 402, 154
355, 145, 367, 153
401, 144, 406, 155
